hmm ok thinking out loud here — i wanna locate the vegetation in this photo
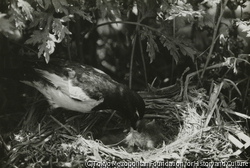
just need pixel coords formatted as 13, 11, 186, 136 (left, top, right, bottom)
0, 0, 250, 167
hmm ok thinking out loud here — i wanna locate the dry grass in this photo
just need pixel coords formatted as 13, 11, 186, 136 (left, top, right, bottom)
0, 82, 249, 167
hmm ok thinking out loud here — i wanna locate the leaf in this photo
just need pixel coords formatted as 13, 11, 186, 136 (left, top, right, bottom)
25, 13, 72, 62
161, 3, 204, 21
25, 30, 48, 56
96, 0, 120, 21
60, 16, 71, 22
25, 30, 46, 45
17, 0, 34, 20
182, 45, 195, 61
170, 48, 180, 63
0, 13, 21, 40
35, 0, 44, 8
146, 41, 158, 63
160, 1, 171, 13
160, 34, 196, 64
69, 6, 92, 22
37, 34, 55, 63
58, 0, 69, 6
137, 0, 157, 19
52, 0, 69, 14
52, 18, 71, 43
28, 11, 48, 29
176, 37, 196, 61
242, 26, 250, 37
223, 79, 241, 96
148, 38, 159, 63
46, 35, 56, 54
44, 0, 52, 10
140, 28, 159, 63
25, 30, 56, 62
160, 36, 181, 63
38, 40, 48, 58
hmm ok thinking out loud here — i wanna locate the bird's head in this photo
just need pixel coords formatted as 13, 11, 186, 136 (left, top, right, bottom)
113, 85, 145, 129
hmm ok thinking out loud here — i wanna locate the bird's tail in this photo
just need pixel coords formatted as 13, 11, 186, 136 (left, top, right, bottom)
0, 66, 39, 82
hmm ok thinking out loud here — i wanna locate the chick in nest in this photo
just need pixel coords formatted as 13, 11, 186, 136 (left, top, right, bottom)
97, 119, 164, 152
124, 119, 165, 152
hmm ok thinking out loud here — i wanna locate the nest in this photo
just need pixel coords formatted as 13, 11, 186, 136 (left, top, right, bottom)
0, 82, 250, 167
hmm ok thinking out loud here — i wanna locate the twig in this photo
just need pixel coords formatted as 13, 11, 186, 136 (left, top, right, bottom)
204, 82, 223, 128
129, 34, 137, 89
129, 14, 141, 89
86, 20, 174, 47
138, 35, 148, 90
10, 40, 38, 55
242, 77, 250, 111
184, 62, 227, 100
179, 67, 190, 98
143, 114, 171, 119
0, 135, 9, 152
49, 115, 73, 135
171, 18, 176, 85
201, 0, 229, 78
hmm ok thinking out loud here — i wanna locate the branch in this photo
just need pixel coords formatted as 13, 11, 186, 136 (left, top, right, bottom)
184, 62, 229, 100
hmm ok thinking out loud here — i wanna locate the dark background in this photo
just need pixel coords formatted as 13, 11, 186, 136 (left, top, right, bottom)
0, 0, 250, 133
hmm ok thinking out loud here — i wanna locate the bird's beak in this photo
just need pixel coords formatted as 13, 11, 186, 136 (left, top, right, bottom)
136, 110, 140, 118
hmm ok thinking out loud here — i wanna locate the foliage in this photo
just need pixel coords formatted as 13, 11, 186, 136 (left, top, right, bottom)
0, 0, 249, 105
4, 0, 92, 62
140, 27, 159, 63
1, 0, 250, 165
0, 13, 21, 39
0, 0, 249, 112
158, 2, 204, 20
236, 19, 250, 37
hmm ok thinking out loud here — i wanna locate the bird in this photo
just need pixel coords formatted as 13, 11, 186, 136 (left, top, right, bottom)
98, 119, 165, 152
125, 119, 165, 151
0, 59, 145, 129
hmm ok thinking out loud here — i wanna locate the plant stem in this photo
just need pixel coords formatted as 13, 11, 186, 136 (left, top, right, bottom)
242, 77, 250, 111
138, 34, 148, 90
184, 62, 228, 100
129, 13, 142, 89
129, 34, 137, 89
201, 0, 229, 78
75, 15, 84, 62
171, 18, 176, 85
67, 21, 71, 61
87, 21, 172, 42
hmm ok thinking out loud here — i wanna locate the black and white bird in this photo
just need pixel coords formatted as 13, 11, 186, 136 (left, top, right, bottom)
0, 59, 145, 129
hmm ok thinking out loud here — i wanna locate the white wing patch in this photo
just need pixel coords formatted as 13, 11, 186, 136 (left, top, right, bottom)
93, 67, 106, 74
67, 79, 90, 101
34, 69, 92, 101
80, 65, 106, 75
21, 81, 104, 112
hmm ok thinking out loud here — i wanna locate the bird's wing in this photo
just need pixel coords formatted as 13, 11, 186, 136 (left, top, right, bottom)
33, 59, 119, 105
34, 68, 94, 102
